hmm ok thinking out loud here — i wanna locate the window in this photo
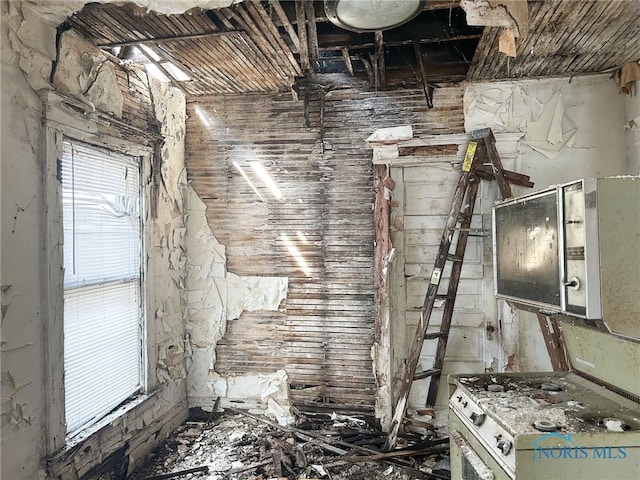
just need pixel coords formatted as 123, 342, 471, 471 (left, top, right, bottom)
61, 139, 145, 434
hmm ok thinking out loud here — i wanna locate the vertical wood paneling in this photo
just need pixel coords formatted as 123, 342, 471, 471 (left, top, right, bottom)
185, 84, 464, 410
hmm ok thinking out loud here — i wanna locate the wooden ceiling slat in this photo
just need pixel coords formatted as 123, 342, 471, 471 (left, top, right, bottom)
558, 6, 612, 74
225, 34, 282, 91
157, 38, 236, 94
251, 0, 303, 76
514, 1, 587, 77
574, 2, 638, 73
539, 0, 605, 76
190, 35, 258, 93
233, 3, 294, 82
222, 8, 287, 83
520, 0, 585, 76
220, 34, 277, 91
468, 0, 640, 81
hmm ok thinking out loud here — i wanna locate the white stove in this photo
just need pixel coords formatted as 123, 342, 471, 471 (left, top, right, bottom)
448, 372, 640, 479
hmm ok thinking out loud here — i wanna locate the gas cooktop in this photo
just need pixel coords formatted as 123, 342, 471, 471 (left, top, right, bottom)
448, 372, 640, 479
454, 371, 640, 436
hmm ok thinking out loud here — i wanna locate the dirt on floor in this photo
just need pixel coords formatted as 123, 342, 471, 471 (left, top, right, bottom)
128, 408, 450, 480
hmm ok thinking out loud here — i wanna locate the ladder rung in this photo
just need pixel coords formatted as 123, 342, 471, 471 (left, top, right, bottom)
414, 369, 442, 380
436, 294, 454, 300
424, 332, 446, 340
447, 254, 463, 262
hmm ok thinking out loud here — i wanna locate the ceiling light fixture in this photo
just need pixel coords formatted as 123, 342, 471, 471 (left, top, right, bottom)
324, 0, 426, 32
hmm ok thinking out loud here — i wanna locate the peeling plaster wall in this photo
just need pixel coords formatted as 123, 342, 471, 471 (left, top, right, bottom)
1, 3, 190, 479
464, 75, 631, 372
183, 183, 290, 423
1, 4, 47, 478
18, 0, 239, 26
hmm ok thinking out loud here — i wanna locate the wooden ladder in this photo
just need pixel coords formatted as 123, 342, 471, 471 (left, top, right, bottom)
384, 128, 532, 451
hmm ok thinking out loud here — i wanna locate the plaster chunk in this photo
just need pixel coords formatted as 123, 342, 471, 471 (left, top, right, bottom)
226, 274, 287, 320
52, 31, 124, 116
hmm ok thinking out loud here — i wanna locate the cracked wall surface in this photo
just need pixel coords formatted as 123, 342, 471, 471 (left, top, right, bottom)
1, 3, 189, 479
464, 75, 631, 372
2, 2, 293, 477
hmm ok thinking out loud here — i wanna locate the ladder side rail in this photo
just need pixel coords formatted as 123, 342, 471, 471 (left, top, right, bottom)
425, 175, 481, 406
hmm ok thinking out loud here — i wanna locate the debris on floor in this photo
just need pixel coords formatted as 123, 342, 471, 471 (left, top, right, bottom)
129, 407, 450, 480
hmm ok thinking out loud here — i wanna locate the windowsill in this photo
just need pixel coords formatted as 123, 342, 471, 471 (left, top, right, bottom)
56, 390, 156, 454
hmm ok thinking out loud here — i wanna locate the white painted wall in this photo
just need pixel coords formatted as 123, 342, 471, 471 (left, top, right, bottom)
625, 80, 640, 174
464, 74, 632, 372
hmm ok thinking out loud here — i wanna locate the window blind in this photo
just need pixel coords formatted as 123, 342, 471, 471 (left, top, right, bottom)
61, 139, 143, 434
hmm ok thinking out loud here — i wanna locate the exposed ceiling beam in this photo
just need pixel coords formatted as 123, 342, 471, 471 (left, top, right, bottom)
318, 33, 483, 52
304, 0, 319, 61
375, 31, 386, 86
294, 0, 313, 76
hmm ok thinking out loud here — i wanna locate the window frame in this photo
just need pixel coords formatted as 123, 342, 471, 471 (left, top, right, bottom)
60, 138, 145, 435
44, 102, 156, 453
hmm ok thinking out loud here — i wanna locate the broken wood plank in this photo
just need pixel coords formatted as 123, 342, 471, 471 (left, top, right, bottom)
398, 144, 458, 156
304, 0, 320, 61
228, 407, 425, 472
325, 444, 449, 465
341, 47, 354, 76
474, 165, 534, 188
375, 31, 386, 86
295, 0, 313, 76
271, 0, 300, 53
537, 314, 570, 371
413, 40, 434, 108
141, 466, 209, 480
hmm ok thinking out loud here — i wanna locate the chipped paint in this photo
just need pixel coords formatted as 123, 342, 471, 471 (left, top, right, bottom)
1, 4, 191, 477
52, 30, 124, 116
146, 78, 188, 385
183, 180, 289, 418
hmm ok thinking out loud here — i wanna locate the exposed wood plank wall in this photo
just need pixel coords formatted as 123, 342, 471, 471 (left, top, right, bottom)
185, 84, 464, 411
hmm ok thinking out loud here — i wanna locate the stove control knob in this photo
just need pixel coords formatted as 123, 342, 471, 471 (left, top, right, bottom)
497, 439, 512, 455
456, 395, 463, 402
494, 434, 502, 442
470, 412, 485, 426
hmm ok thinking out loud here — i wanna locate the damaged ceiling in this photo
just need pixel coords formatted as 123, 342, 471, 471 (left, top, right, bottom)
67, 0, 482, 95
65, 0, 640, 97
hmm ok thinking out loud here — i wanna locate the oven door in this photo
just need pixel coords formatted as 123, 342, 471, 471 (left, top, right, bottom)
449, 414, 513, 480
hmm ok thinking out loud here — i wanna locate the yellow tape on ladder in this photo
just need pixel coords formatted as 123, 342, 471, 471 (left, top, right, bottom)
462, 141, 477, 172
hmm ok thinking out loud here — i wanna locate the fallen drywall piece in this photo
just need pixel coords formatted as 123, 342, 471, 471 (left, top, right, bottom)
366, 125, 413, 144
461, 0, 528, 38
208, 370, 295, 426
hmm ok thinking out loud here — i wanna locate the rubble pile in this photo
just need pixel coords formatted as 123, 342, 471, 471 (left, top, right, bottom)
129, 409, 449, 480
